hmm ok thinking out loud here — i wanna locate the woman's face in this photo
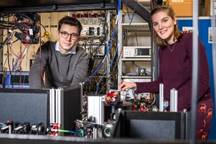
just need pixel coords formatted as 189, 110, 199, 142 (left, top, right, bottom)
152, 10, 176, 44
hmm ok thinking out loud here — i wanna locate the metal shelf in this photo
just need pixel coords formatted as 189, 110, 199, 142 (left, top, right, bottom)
122, 22, 150, 31
121, 75, 151, 79
122, 22, 149, 26
123, 45, 151, 48
121, 58, 151, 61
118, 1, 153, 86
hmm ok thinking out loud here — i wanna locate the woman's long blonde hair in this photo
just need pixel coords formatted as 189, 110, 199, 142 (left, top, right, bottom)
151, 5, 182, 48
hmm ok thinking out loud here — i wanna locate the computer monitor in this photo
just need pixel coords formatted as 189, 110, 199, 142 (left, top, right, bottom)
0, 87, 82, 133
0, 88, 50, 127
112, 111, 189, 140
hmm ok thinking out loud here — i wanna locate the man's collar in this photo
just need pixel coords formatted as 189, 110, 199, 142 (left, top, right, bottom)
55, 41, 76, 54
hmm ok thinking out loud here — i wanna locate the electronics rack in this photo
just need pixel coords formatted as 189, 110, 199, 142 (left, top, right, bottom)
0, 71, 29, 88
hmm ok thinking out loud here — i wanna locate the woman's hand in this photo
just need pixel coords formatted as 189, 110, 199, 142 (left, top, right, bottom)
119, 81, 137, 91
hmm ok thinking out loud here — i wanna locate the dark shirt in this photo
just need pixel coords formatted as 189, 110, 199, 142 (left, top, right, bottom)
135, 32, 211, 111
29, 41, 89, 89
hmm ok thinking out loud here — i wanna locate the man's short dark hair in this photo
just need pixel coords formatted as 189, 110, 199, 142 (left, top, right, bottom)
58, 16, 82, 34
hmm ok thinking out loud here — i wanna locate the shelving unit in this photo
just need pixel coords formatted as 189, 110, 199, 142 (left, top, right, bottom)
118, 1, 152, 84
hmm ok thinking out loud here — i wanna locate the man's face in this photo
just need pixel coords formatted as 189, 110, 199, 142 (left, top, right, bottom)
58, 24, 80, 54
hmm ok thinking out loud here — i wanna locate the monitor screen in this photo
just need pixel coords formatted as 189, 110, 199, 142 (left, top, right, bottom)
0, 88, 50, 127
62, 86, 81, 130
112, 111, 189, 140
129, 119, 176, 139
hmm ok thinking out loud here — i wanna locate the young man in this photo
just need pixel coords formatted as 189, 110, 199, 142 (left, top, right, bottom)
29, 16, 89, 89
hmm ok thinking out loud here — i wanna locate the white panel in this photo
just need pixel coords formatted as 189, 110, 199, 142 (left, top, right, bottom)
55, 88, 64, 128
170, 88, 178, 112
87, 96, 104, 125
159, 83, 164, 112
49, 88, 56, 124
